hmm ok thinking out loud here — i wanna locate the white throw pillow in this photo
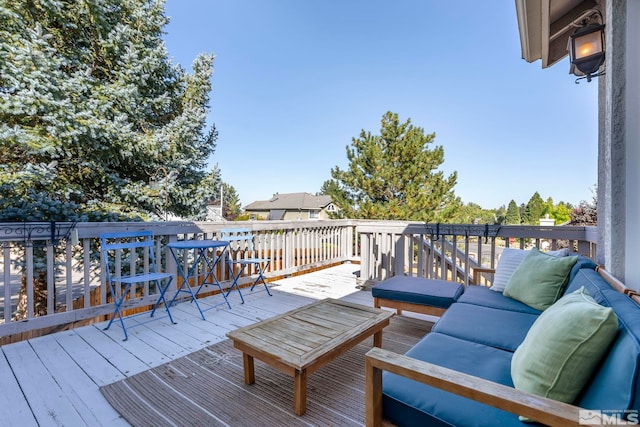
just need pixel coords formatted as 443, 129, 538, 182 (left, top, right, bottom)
547, 248, 570, 257
490, 248, 529, 292
490, 247, 570, 292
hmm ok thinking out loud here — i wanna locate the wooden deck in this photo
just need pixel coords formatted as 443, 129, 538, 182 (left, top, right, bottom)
0, 263, 431, 427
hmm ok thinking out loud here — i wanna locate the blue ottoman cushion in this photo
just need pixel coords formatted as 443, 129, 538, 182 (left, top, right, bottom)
372, 276, 464, 309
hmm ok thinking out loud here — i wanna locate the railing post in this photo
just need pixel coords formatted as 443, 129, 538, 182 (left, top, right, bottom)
394, 233, 404, 277
359, 231, 372, 286
46, 241, 54, 315
3, 244, 11, 323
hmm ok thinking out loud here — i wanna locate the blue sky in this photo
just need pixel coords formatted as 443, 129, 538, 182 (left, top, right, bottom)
163, 0, 598, 210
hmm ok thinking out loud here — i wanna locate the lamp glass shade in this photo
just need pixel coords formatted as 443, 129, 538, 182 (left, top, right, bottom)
573, 30, 603, 60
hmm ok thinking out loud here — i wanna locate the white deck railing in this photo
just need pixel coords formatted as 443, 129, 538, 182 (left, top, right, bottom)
356, 221, 598, 287
0, 220, 597, 339
0, 220, 357, 338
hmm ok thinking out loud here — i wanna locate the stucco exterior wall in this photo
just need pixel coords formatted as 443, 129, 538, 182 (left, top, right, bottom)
624, 0, 640, 290
598, 0, 640, 290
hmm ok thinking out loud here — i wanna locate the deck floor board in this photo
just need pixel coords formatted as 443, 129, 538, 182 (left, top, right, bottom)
0, 263, 418, 426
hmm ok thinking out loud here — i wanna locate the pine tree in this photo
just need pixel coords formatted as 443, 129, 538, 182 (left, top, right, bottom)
324, 111, 459, 221
221, 183, 242, 220
0, 0, 218, 222
0, 0, 220, 320
505, 200, 521, 224
196, 168, 242, 221
524, 192, 545, 224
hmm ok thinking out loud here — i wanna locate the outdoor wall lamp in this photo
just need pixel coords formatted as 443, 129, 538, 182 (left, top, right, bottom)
569, 22, 605, 83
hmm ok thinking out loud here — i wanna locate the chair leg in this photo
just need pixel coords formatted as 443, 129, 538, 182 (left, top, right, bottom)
150, 278, 176, 324
225, 262, 245, 304
250, 263, 272, 296
104, 282, 131, 341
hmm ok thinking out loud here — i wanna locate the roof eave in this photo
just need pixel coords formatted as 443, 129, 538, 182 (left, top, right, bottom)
515, 0, 601, 69
515, 0, 543, 64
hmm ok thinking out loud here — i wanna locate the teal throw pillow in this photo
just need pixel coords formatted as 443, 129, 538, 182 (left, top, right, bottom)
511, 287, 619, 404
503, 247, 578, 310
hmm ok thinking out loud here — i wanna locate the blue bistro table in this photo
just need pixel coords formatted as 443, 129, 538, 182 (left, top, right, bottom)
167, 240, 231, 320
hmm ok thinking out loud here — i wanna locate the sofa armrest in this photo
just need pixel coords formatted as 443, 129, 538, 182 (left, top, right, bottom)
365, 347, 585, 427
472, 267, 495, 286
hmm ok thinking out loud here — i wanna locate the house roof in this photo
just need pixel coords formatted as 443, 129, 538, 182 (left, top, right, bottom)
515, 0, 603, 68
244, 192, 333, 211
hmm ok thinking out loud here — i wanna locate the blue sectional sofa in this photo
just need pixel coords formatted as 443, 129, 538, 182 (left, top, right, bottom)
365, 254, 640, 427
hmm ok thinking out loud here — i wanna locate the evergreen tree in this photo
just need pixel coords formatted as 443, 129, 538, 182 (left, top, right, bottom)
504, 200, 521, 224
450, 202, 497, 224
0, 1, 219, 320
318, 180, 349, 219
524, 192, 545, 224
0, 0, 217, 222
324, 111, 459, 221
221, 183, 242, 221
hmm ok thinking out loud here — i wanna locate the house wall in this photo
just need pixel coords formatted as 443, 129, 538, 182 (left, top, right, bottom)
624, 0, 640, 290
599, 0, 640, 290
283, 211, 307, 221
281, 210, 331, 220
243, 209, 331, 221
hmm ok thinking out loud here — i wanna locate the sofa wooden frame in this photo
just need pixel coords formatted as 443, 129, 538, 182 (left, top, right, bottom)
365, 266, 639, 427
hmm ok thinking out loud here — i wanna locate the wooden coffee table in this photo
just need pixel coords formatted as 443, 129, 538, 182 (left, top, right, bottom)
226, 298, 394, 415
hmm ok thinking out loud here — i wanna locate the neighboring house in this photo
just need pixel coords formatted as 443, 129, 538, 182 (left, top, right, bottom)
205, 200, 226, 222
244, 193, 339, 220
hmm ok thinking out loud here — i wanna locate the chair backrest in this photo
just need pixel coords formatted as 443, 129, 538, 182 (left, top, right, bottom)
100, 231, 160, 280
219, 228, 257, 252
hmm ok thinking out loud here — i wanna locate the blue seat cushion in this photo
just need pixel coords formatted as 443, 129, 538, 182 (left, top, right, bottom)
372, 276, 464, 309
457, 285, 542, 315
383, 332, 526, 427
568, 255, 598, 284
577, 290, 640, 412
564, 268, 613, 302
432, 303, 539, 352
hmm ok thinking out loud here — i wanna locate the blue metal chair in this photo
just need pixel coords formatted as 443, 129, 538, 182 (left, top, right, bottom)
100, 231, 175, 340
220, 228, 273, 302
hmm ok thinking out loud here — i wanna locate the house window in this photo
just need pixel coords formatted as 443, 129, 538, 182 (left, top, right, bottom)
326, 203, 336, 212
309, 209, 319, 219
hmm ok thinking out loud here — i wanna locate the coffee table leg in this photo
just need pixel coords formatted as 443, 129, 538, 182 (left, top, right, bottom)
373, 330, 383, 347
243, 353, 255, 384
294, 369, 307, 415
